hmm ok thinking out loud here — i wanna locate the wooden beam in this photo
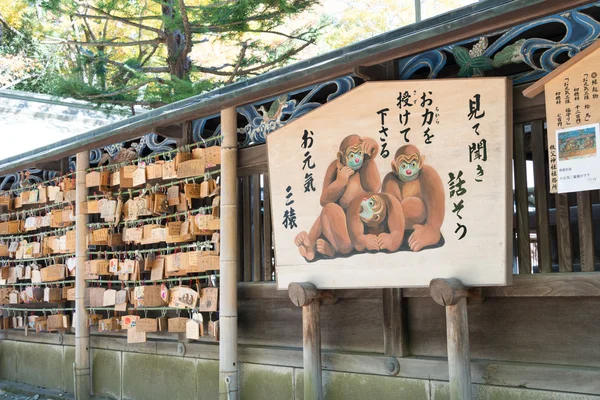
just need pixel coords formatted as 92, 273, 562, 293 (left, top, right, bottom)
237, 146, 268, 176
154, 124, 184, 139
382, 288, 408, 357
513, 123, 531, 274
289, 282, 323, 400
430, 279, 473, 400
405, 273, 600, 298
577, 191, 595, 272
530, 120, 552, 273
34, 160, 62, 172
353, 61, 398, 81
556, 193, 573, 272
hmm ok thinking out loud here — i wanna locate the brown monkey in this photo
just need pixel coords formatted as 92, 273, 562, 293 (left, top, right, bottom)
382, 145, 445, 252
347, 193, 405, 252
295, 135, 380, 260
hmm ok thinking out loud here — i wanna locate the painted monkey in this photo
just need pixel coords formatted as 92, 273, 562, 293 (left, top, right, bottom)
295, 135, 380, 260
347, 193, 405, 252
382, 145, 445, 252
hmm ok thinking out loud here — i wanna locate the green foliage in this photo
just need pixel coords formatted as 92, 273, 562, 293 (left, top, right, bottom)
491, 39, 525, 68
452, 45, 493, 77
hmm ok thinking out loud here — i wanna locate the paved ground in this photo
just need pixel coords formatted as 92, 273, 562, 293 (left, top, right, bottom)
0, 382, 72, 400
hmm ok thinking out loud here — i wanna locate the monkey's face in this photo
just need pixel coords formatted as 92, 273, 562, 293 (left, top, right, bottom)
359, 195, 387, 227
396, 155, 421, 182
345, 145, 364, 171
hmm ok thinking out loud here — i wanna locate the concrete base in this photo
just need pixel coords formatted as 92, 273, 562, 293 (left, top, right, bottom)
2, 340, 600, 400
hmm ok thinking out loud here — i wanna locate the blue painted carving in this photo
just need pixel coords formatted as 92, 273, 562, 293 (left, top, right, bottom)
192, 76, 356, 147
0, 169, 58, 191
398, 3, 600, 84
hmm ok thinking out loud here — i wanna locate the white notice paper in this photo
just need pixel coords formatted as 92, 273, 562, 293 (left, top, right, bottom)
556, 123, 600, 193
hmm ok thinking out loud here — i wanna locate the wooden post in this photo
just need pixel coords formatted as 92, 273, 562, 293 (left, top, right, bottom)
219, 107, 239, 400
289, 282, 322, 400
74, 151, 90, 400
430, 278, 472, 400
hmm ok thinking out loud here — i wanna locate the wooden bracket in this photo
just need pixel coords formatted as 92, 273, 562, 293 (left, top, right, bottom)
429, 278, 473, 400
154, 124, 184, 139
353, 60, 398, 81
289, 282, 337, 307
430, 278, 484, 306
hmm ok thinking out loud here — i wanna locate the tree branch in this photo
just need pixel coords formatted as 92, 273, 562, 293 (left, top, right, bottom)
195, 41, 313, 76
73, 13, 162, 21
226, 42, 247, 84
42, 38, 164, 47
0, 13, 24, 37
82, 5, 166, 37
84, 78, 166, 99
0, 74, 40, 89
190, 11, 285, 32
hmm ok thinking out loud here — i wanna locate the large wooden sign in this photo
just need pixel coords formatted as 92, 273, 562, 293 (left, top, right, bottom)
524, 41, 600, 194
267, 79, 513, 289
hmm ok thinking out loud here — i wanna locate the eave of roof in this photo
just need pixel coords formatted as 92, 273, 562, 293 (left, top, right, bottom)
0, 0, 591, 175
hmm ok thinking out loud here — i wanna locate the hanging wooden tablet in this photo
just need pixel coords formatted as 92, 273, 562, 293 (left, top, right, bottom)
121, 315, 139, 329
177, 159, 205, 179
167, 185, 180, 206
135, 195, 152, 216
153, 193, 169, 215
88, 314, 102, 327
65, 190, 76, 203
47, 186, 60, 202
146, 162, 163, 180
175, 151, 193, 169
44, 287, 62, 302
108, 232, 123, 247
103, 289, 117, 306
169, 286, 198, 309
41, 264, 66, 282
120, 165, 136, 188
186, 319, 201, 340
167, 317, 187, 333
92, 228, 109, 245
177, 192, 187, 212
150, 257, 165, 281
199, 287, 218, 312
136, 318, 157, 333
123, 227, 143, 243
192, 147, 205, 164
150, 227, 167, 243
184, 183, 201, 199
114, 289, 129, 312
110, 170, 120, 187
157, 316, 168, 331
132, 165, 146, 187
205, 146, 221, 166
99, 317, 120, 332
162, 161, 177, 179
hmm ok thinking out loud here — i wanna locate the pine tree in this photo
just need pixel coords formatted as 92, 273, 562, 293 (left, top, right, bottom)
33, 0, 322, 107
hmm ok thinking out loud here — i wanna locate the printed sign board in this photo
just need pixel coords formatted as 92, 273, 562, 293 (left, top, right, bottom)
267, 79, 513, 289
524, 41, 600, 194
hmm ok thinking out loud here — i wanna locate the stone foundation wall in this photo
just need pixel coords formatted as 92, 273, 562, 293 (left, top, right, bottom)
1, 339, 599, 400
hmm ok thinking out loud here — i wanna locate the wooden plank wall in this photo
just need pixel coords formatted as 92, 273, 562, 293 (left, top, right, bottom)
237, 146, 273, 282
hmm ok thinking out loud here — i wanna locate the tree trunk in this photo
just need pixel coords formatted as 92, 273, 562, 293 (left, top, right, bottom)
162, 0, 189, 80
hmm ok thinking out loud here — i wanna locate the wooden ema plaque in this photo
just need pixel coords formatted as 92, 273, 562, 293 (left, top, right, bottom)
267, 79, 513, 289
524, 41, 600, 194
